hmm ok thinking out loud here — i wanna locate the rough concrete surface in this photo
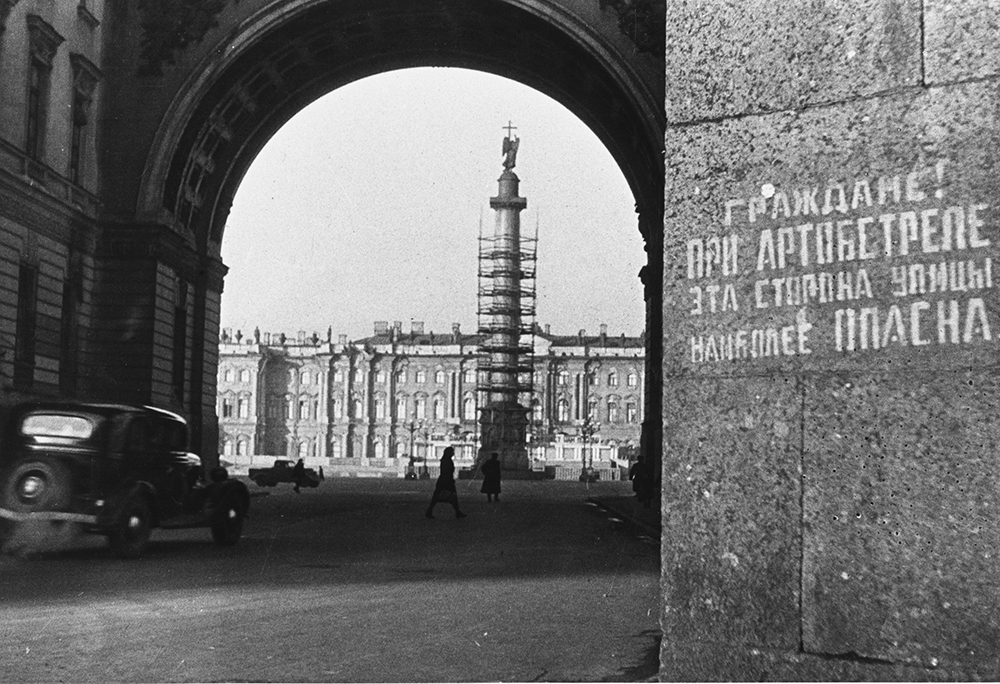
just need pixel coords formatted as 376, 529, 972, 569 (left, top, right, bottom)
665, 0, 921, 123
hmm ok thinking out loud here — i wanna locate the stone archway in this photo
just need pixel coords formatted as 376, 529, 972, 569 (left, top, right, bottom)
102, 0, 664, 466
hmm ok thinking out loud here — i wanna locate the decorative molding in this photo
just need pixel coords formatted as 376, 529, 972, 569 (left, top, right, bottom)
26, 14, 64, 66
598, 0, 664, 56
0, 0, 20, 33
137, 0, 231, 76
77, 2, 100, 30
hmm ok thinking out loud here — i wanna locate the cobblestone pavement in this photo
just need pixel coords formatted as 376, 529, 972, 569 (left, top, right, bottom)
0, 478, 660, 683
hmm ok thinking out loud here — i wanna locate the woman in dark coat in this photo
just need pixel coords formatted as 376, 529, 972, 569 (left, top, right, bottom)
425, 447, 466, 519
480, 452, 502, 502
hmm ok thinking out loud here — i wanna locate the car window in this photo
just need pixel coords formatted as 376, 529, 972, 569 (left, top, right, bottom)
22, 413, 95, 440
149, 418, 188, 451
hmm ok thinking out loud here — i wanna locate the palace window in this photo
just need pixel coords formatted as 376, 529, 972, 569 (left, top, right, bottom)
300, 370, 310, 385
627, 372, 638, 388
223, 440, 233, 456
375, 397, 386, 420
331, 440, 343, 459
299, 399, 309, 420
240, 369, 251, 383
396, 395, 407, 418
434, 370, 445, 384
588, 400, 598, 421
376, 368, 387, 383
224, 368, 233, 382
415, 369, 427, 383
463, 368, 475, 383
557, 370, 569, 386
237, 396, 249, 419
557, 398, 569, 422
415, 397, 427, 420
607, 400, 619, 423
607, 372, 619, 387
626, 403, 638, 423
237, 440, 248, 456
333, 399, 343, 419
221, 397, 233, 418
284, 396, 292, 420
463, 395, 476, 421
434, 397, 445, 420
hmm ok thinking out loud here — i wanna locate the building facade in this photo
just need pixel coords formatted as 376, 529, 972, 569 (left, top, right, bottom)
217, 321, 643, 477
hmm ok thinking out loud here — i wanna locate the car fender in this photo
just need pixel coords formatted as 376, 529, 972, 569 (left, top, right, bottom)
97, 481, 158, 528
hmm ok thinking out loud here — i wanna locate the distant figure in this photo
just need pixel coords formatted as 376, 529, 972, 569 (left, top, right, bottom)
293, 458, 306, 493
425, 447, 466, 519
480, 452, 502, 502
629, 455, 653, 508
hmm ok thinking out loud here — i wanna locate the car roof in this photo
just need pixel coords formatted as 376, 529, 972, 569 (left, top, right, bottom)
12, 401, 187, 424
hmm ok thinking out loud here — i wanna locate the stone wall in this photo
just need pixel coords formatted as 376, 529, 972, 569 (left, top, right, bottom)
661, 1, 1000, 679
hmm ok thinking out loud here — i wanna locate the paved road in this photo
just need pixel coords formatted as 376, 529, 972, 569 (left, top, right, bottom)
0, 478, 660, 683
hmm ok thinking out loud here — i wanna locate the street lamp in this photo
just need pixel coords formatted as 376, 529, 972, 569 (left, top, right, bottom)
579, 417, 600, 482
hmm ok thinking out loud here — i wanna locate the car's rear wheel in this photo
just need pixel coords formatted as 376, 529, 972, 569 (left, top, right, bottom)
1, 460, 72, 513
109, 496, 152, 559
210, 496, 245, 546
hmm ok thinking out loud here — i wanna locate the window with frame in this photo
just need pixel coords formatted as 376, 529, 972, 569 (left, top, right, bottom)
434, 370, 445, 384
588, 400, 598, 421
415, 369, 427, 383
463, 395, 476, 420
68, 54, 99, 185
301, 370, 310, 386
375, 397, 386, 420
25, 16, 63, 162
415, 397, 426, 420
299, 399, 309, 420
556, 398, 569, 422
224, 368, 234, 382
396, 395, 407, 418
607, 400, 619, 423
627, 372, 638, 388
557, 370, 569, 386
237, 396, 249, 419
626, 403, 638, 423
284, 396, 292, 420
463, 368, 475, 383
433, 397, 445, 420
237, 440, 248, 456
607, 372, 619, 387
240, 369, 251, 383
221, 397, 234, 418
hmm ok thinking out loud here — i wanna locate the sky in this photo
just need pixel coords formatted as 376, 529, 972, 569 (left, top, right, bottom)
220, 67, 646, 343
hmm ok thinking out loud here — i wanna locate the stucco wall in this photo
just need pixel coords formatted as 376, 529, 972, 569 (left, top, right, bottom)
661, 1, 1000, 679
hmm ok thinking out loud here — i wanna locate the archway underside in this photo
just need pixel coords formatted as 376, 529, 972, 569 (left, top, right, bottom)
161, 0, 663, 252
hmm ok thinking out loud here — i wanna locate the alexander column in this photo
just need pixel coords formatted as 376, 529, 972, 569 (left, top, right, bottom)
477, 123, 533, 471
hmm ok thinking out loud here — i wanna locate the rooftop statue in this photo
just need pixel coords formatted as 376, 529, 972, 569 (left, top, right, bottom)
502, 120, 519, 171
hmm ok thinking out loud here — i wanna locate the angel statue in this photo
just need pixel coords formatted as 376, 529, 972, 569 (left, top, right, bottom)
502, 134, 519, 171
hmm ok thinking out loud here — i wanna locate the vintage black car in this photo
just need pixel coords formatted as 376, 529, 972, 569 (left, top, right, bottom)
0, 402, 250, 558
248, 459, 323, 488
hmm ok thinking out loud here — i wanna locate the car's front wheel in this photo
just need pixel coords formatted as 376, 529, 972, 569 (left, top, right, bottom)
109, 496, 152, 559
210, 496, 246, 546
1, 460, 72, 513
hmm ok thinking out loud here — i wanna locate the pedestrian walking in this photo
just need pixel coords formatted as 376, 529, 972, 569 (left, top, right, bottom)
293, 458, 306, 493
629, 455, 653, 508
425, 446, 466, 519
480, 452, 502, 502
